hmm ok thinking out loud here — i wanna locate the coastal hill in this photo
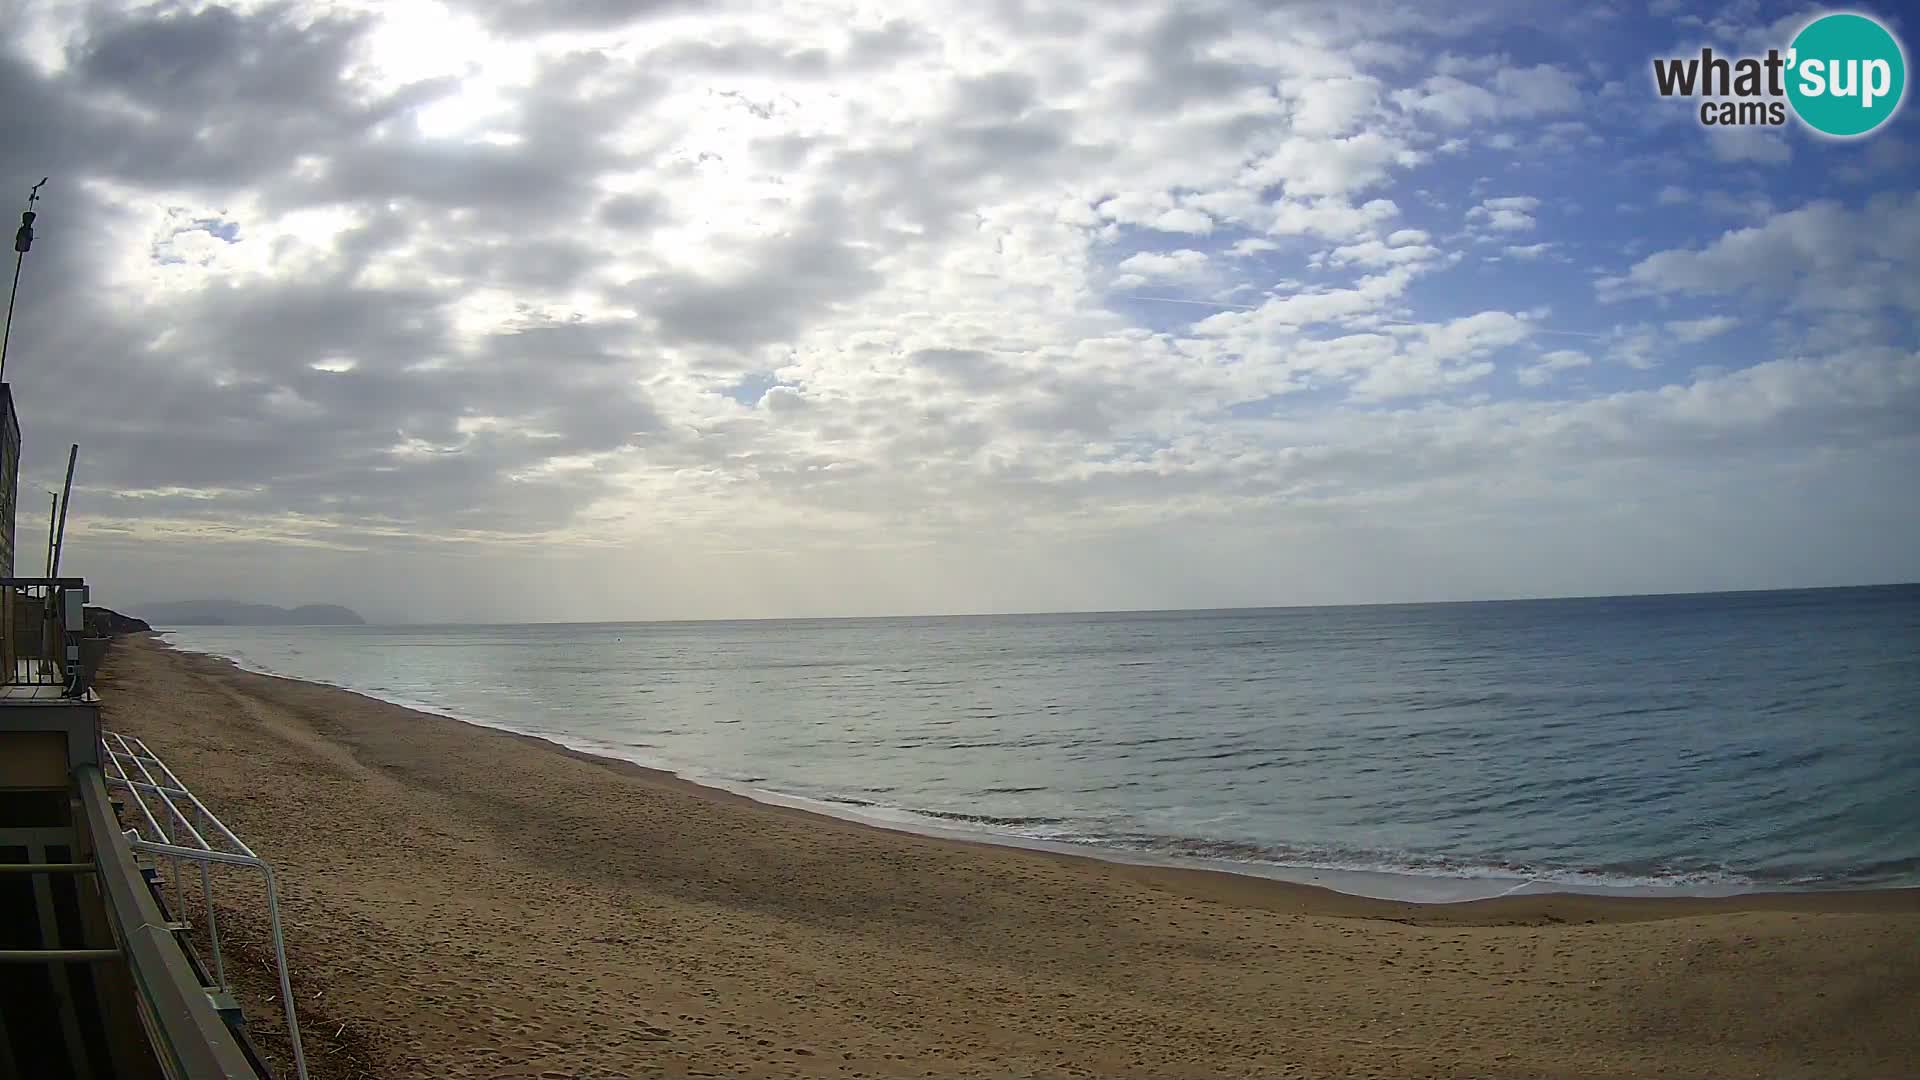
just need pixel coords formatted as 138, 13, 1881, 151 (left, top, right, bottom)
133, 600, 366, 627
83, 606, 153, 636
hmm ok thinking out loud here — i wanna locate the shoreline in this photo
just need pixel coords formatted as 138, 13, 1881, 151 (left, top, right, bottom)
153, 629, 1911, 907
148, 631, 1916, 918
95, 632, 1920, 1079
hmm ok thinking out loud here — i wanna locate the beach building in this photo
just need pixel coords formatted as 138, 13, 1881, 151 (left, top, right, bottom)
0, 377, 295, 1079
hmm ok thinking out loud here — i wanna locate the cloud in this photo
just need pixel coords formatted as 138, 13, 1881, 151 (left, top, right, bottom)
1242, 131, 1421, 197
1115, 249, 1210, 280
1391, 63, 1583, 126
1468, 195, 1541, 231
1707, 127, 1792, 165
0, 0, 1903, 619
1599, 194, 1920, 317
1835, 136, 1916, 184
1286, 76, 1382, 136
1517, 349, 1592, 386
467, 0, 694, 34
630, 195, 884, 350
1111, 247, 1215, 288
1152, 207, 1216, 234
1667, 315, 1738, 343
1318, 234, 1442, 268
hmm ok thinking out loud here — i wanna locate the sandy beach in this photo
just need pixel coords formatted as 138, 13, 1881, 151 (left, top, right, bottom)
95, 633, 1920, 1080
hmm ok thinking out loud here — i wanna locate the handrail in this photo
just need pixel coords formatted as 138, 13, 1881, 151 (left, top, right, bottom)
102, 731, 308, 1080
76, 767, 261, 1079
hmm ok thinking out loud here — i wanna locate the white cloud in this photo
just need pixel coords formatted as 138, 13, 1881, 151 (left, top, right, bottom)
1115, 249, 1210, 281
1600, 194, 1920, 317
1286, 75, 1382, 136
1517, 349, 1592, 386
1391, 63, 1583, 126
1192, 264, 1425, 340
1603, 324, 1665, 370
1242, 132, 1422, 197
1667, 315, 1738, 343
1468, 195, 1541, 231
1319, 238, 1441, 267
1266, 196, 1403, 239
1152, 207, 1216, 234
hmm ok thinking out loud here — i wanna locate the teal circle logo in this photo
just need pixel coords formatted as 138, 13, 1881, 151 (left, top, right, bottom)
1786, 12, 1906, 137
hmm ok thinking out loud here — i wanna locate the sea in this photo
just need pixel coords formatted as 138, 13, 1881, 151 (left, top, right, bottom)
156, 585, 1920, 902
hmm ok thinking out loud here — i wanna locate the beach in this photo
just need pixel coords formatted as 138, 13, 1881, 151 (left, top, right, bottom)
97, 634, 1920, 1080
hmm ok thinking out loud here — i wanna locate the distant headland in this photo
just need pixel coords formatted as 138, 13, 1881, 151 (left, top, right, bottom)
132, 601, 367, 627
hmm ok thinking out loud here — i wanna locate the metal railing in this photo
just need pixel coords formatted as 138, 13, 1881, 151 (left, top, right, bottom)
102, 730, 308, 1080
1, 576, 100, 695
76, 768, 263, 1080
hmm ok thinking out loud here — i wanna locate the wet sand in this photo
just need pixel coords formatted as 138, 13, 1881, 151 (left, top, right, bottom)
97, 634, 1920, 1079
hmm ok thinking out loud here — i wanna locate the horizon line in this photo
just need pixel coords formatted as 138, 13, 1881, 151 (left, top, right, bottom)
129, 579, 1918, 629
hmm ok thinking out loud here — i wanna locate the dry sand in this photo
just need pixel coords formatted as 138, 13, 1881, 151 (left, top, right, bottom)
96, 634, 1920, 1080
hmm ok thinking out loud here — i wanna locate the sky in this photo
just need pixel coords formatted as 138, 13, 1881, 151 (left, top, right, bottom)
2, 0, 1916, 623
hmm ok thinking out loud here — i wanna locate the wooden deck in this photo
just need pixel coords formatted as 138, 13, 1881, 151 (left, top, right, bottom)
0, 658, 97, 703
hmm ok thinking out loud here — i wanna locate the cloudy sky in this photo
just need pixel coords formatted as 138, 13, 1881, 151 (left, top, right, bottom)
4, 0, 1916, 622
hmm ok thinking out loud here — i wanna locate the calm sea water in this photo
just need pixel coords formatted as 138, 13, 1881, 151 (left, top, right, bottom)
157, 586, 1920, 899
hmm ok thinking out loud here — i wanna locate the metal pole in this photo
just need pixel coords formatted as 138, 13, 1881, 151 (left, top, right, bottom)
262, 865, 309, 1080
50, 443, 75, 577
199, 861, 226, 990
1, 179, 47, 386
0, 948, 122, 963
44, 491, 56, 576
0, 250, 23, 383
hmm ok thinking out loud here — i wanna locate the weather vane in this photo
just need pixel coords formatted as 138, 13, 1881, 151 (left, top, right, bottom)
2, 176, 49, 383
15, 178, 45, 252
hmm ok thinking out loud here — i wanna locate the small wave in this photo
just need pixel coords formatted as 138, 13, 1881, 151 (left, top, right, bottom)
908, 808, 1069, 828
1061, 832, 1770, 891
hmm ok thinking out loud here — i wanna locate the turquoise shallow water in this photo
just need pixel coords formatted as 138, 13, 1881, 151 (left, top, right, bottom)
158, 585, 1920, 897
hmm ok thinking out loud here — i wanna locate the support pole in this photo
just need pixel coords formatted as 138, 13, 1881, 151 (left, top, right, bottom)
44, 491, 56, 576
50, 443, 75, 577
0, 250, 24, 384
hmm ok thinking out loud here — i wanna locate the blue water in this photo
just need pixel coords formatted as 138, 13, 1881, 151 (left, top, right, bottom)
156, 585, 1920, 898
